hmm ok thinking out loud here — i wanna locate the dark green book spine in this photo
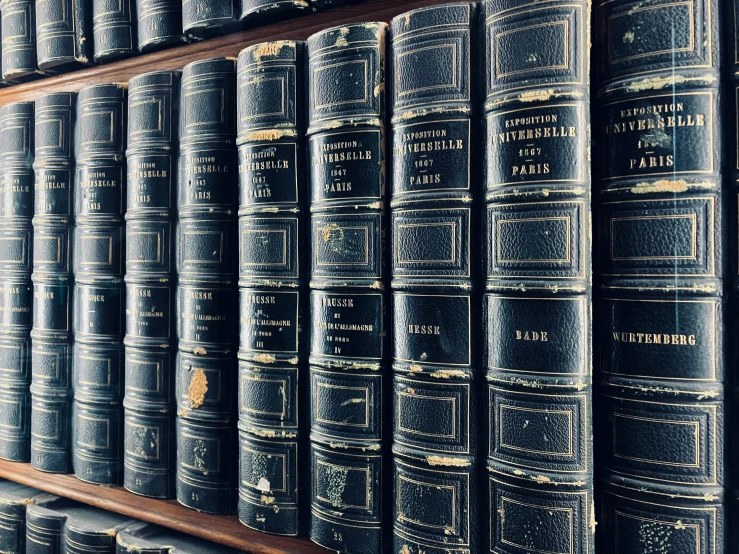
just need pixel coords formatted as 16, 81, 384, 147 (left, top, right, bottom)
92, 0, 137, 62
0, 0, 39, 80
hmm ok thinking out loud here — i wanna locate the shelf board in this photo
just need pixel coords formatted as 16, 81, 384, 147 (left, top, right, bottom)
0, 0, 463, 107
0, 460, 326, 554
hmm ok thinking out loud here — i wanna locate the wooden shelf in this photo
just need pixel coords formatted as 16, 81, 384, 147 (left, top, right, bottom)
0, 0, 462, 107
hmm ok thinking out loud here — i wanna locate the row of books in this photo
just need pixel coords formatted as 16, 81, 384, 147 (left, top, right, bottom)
0, 0, 360, 82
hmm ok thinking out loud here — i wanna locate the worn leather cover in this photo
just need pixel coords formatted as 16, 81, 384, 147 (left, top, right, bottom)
116, 521, 240, 553
595, 0, 725, 552
236, 41, 308, 536
92, 0, 136, 62
123, 70, 180, 499
484, 0, 594, 552
0, 481, 44, 553
134, 0, 185, 53
183, 0, 239, 39
175, 57, 238, 515
306, 22, 389, 553
35, 0, 92, 70
239, 0, 311, 24
0, 0, 39, 79
389, 5, 481, 553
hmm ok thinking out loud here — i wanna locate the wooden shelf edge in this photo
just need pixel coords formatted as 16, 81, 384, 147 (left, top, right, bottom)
0, 460, 326, 554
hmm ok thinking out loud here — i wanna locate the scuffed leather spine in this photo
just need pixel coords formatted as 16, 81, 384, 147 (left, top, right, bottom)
31, 93, 76, 474
135, 0, 185, 53
72, 84, 127, 486
236, 41, 308, 536
0, 0, 38, 80
92, 0, 136, 62
307, 22, 389, 553
175, 57, 238, 515
0, 482, 43, 552
484, 0, 593, 552
389, 5, 481, 553
35, 0, 92, 70
238, 0, 311, 24
183, 0, 239, 40
596, 0, 724, 551
123, 70, 180, 499
0, 102, 34, 463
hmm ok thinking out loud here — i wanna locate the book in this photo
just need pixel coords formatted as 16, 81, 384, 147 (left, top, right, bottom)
31, 92, 76, 474
484, 0, 594, 552
306, 21, 389, 553
595, 0, 724, 551
72, 83, 127, 486
116, 521, 240, 553
183, 0, 240, 40
389, 4, 481, 552
124, 70, 181, 499
0, 101, 34, 463
235, 40, 308, 537
92, 0, 137, 62
238, 0, 311, 24
135, 0, 186, 53
35, 0, 93, 70
0, 481, 45, 552
175, 57, 238, 515
0, 0, 39, 80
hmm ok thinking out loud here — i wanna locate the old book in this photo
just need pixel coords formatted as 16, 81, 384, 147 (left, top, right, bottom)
135, 0, 186, 53
0, 481, 45, 552
0, 0, 39, 80
389, 4, 482, 552
92, 0, 137, 62
175, 57, 238, 515
35, 0, 92, 70
484, 0, 594, 552
306, 22, 389, 553
183, 0, 239, 40
72, 84, 127, 486
0, 101, 34, 463
238, 0, 311, 25
31, 92, 76, 474
116, 521, 239, 553
596, 0, 724, 551
124, 70, 180, 499
235, 40, 308, 536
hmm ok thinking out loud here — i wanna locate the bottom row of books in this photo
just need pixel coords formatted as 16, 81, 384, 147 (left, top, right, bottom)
0, 481, 238, 553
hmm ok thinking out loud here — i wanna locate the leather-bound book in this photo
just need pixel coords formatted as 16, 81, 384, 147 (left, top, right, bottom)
306, 22, 389, 553
92, 0, 136, 62
31, 92, 76, 474
0, 481, 45, 552
72, 84, 127, 486
389, 4, 482, 553
124, 70, 180, 499
35, 0, 92, 70
0, 0, 39, 80
595, 0, 724, 551
183, 0, 239, 40
0, 101, 34, 463
235, 40, 308, 536
484, 0, 594, 552
175, 57, 238, 515
135, 0, 186, 53
238, 0, 311, 25
116, 521, 240, 553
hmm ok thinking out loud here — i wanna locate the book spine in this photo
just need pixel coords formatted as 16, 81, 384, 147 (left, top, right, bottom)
175, 57, 237, 515
0, 495, 32, 553
25, 504, 63, 554
134, 0, 185, 53
238, 0, 311, 23
235, 40, 307, 537
0, 0, 38, 80
183, 0, 239, 39
72, 84, 127, 486
123, 70, 180, 499
0, 101, 34, 463
35, 0, 92, 70
92, 0, 136, 62
595, 0, 724, 551
389, 5, 481, 553
483, 0, 593, 552
306, 22, 388, 553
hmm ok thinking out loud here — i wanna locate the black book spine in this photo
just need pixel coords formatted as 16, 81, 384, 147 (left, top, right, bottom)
123, 70, 180, 499
183, 0, 239, 40
307, 22, 389, 553
135, 0, 185, 53
595, 0, 724, 552
26, 503, 63, 554
175, 57, 238, 515
31, 92, 76, 474
92, 0, 137, 62
35, 0, 92, 70
484, 0, 594, 552
389, 4, 481, 553
72, 83, 127, 486
235, 40, 307, 537
238, 0, 311, 24
0, 0, 38, 80
0, 101, 34, 463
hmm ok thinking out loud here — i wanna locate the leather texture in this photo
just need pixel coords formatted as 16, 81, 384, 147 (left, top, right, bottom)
595, 0, 725, 552
484, 0, 594, 552
307, 22, 389, 553
134, 0, 185, 52
239, 0, 311, 23
0, 482, 44, 553
123, 70, 180, 500
35, 0, 92, 70
92, 0, 136, 62
236, 41, 308, 536
115, 521, 240, 553
389, 5, 481, 554
175, 57, 238, 515
183, 0, 240, 39
72, 84, 127, 486
0, 0, 38, 79
0, 101, 34, 463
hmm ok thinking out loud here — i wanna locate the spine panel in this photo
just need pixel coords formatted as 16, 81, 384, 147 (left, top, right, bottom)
92, 0, 136, 62
134, 0, 185, 53
35, 0, 92, 70
0, 0, 38, 79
